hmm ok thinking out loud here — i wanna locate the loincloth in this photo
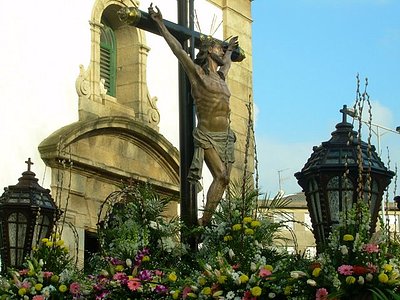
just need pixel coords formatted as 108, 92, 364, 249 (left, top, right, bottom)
187, 127, 236, 192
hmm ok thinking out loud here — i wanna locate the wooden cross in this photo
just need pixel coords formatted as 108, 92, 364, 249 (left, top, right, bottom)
25, 158, 34, 172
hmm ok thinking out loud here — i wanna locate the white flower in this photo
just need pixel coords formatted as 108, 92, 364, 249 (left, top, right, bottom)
366, 273, 373, 281
358, 276, 365, 285
229, 249, 235, 259
39, 259, 44, 267
226, 291, 235, 299
191, 285, 198, 292
126, 258, 132, 267
307, 279, 317, 286
250, 262, 257, 272
268, 292, 276, 298
340, 245, 348, 255
290, 271, 306, 278
149, 221, 158, 229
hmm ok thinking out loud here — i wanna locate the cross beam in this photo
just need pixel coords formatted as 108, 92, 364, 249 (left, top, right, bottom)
117, 6, 245, 62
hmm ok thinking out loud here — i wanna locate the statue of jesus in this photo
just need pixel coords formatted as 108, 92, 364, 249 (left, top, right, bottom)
149, 4, 238, 226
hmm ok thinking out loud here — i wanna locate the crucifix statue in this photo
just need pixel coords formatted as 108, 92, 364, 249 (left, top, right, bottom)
118, 2, 244, 228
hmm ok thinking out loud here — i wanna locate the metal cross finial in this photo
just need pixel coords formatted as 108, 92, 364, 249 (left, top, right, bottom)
340, 105, 348, 123
25, 158, 34, 172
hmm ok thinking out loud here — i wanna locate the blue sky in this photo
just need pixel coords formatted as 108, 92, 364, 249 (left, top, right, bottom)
252, 0, 400, 196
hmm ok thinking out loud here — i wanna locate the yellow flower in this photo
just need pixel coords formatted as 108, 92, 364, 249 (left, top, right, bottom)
383, 264, 393, 272
115, 265, 124, 271
212, 290, 223, 297
223, 235, 233, 242
378, 273, 389, 283
243, 217, 253, 223
187, 292, 197, 298
232, 224, 242, 231
343, 234, 354, 241
18, 288, 27, 296
284, 286, 292, 295
168, 272, 177, 282
244, 228, 254, 235
27, 270, 35, 276
35, 283, 43, 291
198, 276, 207, 285
201, 287, 211, 295
251, 220, 261, 228
239, 274, 249, 283
59, 284, 68, 293
51, 275, 59, 283
41, 238, 49, 243
346, 276, 356, 284
217, 275, 227, 284
46, 241, 54, 247
56, 239, 64, 247
172, 290, 180, 299
264, 265, 273, 271
142, 255, 150, 262
312, 267, 321, 277
251, 286, 262, 297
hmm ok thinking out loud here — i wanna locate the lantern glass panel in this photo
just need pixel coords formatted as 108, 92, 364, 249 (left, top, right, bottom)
32, 215, 50, 247
327, 176, 353, 223
8, 212, 28, 267
308, 178, 324, 241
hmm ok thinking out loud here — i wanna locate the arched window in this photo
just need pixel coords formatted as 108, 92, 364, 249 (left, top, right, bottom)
100, 20, 116, 97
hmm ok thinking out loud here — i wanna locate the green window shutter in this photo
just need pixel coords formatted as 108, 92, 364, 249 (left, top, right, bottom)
100, 22, 116, 97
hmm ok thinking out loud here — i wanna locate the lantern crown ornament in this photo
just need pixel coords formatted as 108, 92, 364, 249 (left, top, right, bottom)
295, 105, 394, 250
0, 158, 60, 271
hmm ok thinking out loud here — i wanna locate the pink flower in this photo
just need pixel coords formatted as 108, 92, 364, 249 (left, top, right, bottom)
182, 286, 192, 299
33, 296, 45, 300
127, 278, 141, 291
367, 262, 378, 273
155, 269, 163, 276
113, 272, 128, 282
316, 288, 328, 300
337, 265, 353, 275
21, 281, 31, 289
69, 282, 81, 294
362, 243, 379, 253
259, 268, 272, 278
42, 271, 53, 278
18, 269, 29, 275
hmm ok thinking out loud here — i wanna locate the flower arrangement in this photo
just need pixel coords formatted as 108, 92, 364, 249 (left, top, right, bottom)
0, 233, 90, 299
293, 201, 400, 300
1, 183, 400, 300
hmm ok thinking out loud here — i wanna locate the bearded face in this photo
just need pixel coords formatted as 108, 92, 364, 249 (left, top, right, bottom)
210, 52, 225, 66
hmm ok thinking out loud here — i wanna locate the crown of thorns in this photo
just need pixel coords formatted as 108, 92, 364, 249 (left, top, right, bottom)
199, 34, 221, 48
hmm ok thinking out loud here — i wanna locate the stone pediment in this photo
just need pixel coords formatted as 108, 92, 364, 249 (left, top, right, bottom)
39, 116, 179, 194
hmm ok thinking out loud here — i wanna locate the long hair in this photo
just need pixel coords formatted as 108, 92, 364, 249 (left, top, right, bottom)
194, 37, 225, 80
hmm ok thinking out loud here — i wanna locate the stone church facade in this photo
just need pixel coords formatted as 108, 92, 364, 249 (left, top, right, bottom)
39, 0, 253, 265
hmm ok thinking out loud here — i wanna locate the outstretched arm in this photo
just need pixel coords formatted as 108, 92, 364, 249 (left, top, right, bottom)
219, 36, 238, 78
148, 4, 199, 83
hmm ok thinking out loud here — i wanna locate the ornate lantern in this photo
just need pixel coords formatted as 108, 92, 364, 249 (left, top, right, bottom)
0, 159, 59, 270
295, 106, 394, 250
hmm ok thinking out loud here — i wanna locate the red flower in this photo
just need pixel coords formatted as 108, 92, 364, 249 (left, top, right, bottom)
243, 290, 257, 300
310, 262, 321, 270
353, 265, 369, 275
